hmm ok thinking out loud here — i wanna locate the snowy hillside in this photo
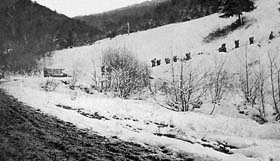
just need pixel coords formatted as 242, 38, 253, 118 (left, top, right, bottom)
2, 77, 280, 161
46, 0, 280, 85
2, 0, 280, 160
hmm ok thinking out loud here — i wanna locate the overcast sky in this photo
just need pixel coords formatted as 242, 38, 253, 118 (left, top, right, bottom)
33, 0, 149, 17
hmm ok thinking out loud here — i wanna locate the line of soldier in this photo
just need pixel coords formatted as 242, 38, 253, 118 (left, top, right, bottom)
151, 52, 191, 67
218, 31, 276, 53
101, 65, 113, 75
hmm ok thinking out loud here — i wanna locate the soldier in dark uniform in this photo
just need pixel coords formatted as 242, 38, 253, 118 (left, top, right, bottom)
101, 66, 106, 75
249, 37, 254, 45
156, 59, 161, 66
151, 58, 156, 67
218, 43, 227, 52
185, 52, 191, 61
234, 40, 240, 48
173, 56, 178, 62
106, 66, 112, 73
165, 58, 171, 64
269, 31, 275, 40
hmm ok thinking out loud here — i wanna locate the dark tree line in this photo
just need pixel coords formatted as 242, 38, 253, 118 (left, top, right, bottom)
0, 0, 104, 74
78, 0, 256, 40
77, 0, 222, 37
219, 0, 255, 25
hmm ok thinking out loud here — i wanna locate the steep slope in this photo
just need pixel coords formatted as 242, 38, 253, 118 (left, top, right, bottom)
2, 0, 280, 160
2, 76, 280, 161
76, 0, 221, 36
49, 0, 280, 85
0, 0, 104, 72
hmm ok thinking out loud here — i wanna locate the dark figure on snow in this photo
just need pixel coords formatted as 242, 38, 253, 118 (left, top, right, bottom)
185, 52, 191, 61
173, 56, 178, 62
151, 58, 156, 67
249, 37, 254, 45
235, 40, 240, 48
157, 59, 161, 66
101, 66, 106, 73
106, 66, 112, 73
165, 58, 171, 64
218, 43, 227, 52
269, 31, 275, 40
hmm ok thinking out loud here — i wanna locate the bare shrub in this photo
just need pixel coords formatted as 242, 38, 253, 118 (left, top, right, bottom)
238, 44, 260, 107
69, 69, 78, 90
267, 51, 280, 120
91, 59, 99, 91
207, 60, 231, 115
162, 62, 209, 112
41, 79, 58, 92
203, 19, 251, 43
101, 48, 151, 98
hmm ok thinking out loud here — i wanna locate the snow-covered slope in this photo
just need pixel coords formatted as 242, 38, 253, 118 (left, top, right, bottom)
2, 77, 280, 161
2, 0, 280, 160
47, 0, 280, 85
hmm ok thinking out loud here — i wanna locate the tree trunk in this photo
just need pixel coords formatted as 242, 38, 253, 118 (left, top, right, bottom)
260, 82, 266, 118
238, 14, 243, 25
210, 103, 216, 115
180, 61, 185, 112
259, 62, 266, 118
186, 72, 192, 111
270, 63, 280, 114
171, 50, 177, 102
245, 44, 249, 103
277, 71, 280, 114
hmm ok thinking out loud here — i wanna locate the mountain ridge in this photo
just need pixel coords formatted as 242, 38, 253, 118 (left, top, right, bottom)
75, 0, 221, 36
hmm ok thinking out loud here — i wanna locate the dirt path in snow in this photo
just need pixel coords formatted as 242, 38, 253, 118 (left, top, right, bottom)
0, 89, 219, 161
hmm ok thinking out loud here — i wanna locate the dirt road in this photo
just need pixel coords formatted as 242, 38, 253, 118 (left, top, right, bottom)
0, 89, 217, 161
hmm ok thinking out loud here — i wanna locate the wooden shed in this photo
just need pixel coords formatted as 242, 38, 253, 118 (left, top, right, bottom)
43, 68, 68, 77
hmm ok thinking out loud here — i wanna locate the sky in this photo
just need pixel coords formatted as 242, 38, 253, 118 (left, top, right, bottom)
33, 0, 149, 17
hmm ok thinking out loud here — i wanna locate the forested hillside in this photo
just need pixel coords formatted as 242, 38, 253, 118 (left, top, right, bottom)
0, 0, 104, 73
76, 0, 221, 36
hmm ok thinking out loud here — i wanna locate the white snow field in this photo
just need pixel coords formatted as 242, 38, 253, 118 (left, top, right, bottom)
2, 77, 280, 161
2, 0, 280, 160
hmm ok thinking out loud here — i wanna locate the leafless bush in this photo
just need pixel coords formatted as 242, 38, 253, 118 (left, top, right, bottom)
41, 79, 59, 92
253, 59, 268, 119
91, 59, 99, 91
207, 60, 231, 115
267, 51, 280, 120
101, 48, 151, 98
162, 62, 209, 112
237, 44, 261, 107
69, 69, 78, 90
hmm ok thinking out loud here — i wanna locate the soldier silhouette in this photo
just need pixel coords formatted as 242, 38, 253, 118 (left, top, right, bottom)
106, 66, 112, 73
151, 58, 156, 67
269, 31, 275, 40
234, 40, 240, 48
165, 58, 171, 64
156, 59, 161, 66
218, 43, 227, 52
173, 56, 178, 62
185, 52, 191, 61
249, 37, 254, 44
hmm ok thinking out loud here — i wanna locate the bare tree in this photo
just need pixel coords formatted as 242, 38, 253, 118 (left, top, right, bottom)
91, 59, 99, 91
267, 51, 280, 120
162, 62, 209, 112
255, 59, 267, 118
102, 48, 150, 98
238, 43, 259, 107
208, 60, 230, 115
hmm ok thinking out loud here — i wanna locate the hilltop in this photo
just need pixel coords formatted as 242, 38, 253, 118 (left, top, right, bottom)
1, 0, 280, 160
75, 0, 221, 35
0, 0, 104, 72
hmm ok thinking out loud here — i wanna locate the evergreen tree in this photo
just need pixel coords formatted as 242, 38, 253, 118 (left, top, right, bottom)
219, 0, 255, 25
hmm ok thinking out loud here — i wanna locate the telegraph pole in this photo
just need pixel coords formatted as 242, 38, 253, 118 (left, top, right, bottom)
127, 22, 130, 35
